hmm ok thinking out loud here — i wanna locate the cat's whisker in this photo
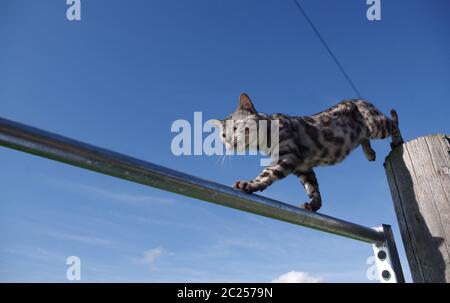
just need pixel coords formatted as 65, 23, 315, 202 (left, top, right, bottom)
221, 153, 226, 168
219, 154, 225, 168
214, 154, 222, 166
223, 153, 228, 168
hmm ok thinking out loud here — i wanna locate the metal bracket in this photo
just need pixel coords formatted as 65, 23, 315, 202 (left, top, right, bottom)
372, 224, 405, 283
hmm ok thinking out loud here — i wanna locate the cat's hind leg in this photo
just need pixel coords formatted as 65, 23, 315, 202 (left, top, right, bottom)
296, 170, 322, 212
361, 139, 376, 161
389, 109, 404, 149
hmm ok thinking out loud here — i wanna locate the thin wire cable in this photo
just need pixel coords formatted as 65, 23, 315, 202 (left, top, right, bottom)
292, 0, 363, 98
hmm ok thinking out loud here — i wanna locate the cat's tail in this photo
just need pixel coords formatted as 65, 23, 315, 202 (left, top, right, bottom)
390, 109, 404, 149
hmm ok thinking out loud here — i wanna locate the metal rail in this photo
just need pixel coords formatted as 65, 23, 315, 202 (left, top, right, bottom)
0, 117, 385, 244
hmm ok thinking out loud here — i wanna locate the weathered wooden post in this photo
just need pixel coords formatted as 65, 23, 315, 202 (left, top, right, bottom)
384, 134, 450, 282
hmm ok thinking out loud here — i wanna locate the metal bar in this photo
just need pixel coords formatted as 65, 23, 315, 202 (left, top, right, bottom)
0, 117, 385, 244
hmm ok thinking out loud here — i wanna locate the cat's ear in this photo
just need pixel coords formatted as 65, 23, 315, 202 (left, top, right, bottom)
238, 93, 257, 114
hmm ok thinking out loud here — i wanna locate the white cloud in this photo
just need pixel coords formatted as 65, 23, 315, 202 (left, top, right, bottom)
271, 271, 323, 283
142, 247, 163, 267
43, 231, 114, 246
41, 176, 174, 205
79, 184, 174, 204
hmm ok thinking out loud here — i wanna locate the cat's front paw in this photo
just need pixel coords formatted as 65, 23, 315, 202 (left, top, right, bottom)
300, 202, 314, 211
233, 180, 259, 193
300, 202, 321, 212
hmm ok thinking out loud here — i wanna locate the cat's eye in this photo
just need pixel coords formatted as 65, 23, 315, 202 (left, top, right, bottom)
233, 127, 237, 131
222, 133, 226, 138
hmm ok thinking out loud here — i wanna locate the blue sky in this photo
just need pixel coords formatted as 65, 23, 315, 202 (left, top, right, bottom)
1, 0, 449, 282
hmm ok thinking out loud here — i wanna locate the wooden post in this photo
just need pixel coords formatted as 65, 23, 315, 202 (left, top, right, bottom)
384, 134, 450, 282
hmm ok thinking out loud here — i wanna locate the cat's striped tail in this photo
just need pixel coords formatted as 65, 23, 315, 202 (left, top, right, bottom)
390, 109, 404, 149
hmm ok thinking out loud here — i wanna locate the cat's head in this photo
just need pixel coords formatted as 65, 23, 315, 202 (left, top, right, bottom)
212, 93, 264, 152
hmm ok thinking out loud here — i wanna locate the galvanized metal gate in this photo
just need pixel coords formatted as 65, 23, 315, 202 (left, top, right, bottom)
0, 117, 405, 282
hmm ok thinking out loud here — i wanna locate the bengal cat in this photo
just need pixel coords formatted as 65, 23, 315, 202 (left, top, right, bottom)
214, 93, 403, 212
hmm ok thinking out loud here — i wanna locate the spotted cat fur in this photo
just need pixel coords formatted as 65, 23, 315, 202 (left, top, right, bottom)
215, 93, 404, 212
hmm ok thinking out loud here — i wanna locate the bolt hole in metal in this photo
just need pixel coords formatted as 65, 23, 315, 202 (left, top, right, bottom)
382, 270, 391, 281
377, 250, 387, 261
